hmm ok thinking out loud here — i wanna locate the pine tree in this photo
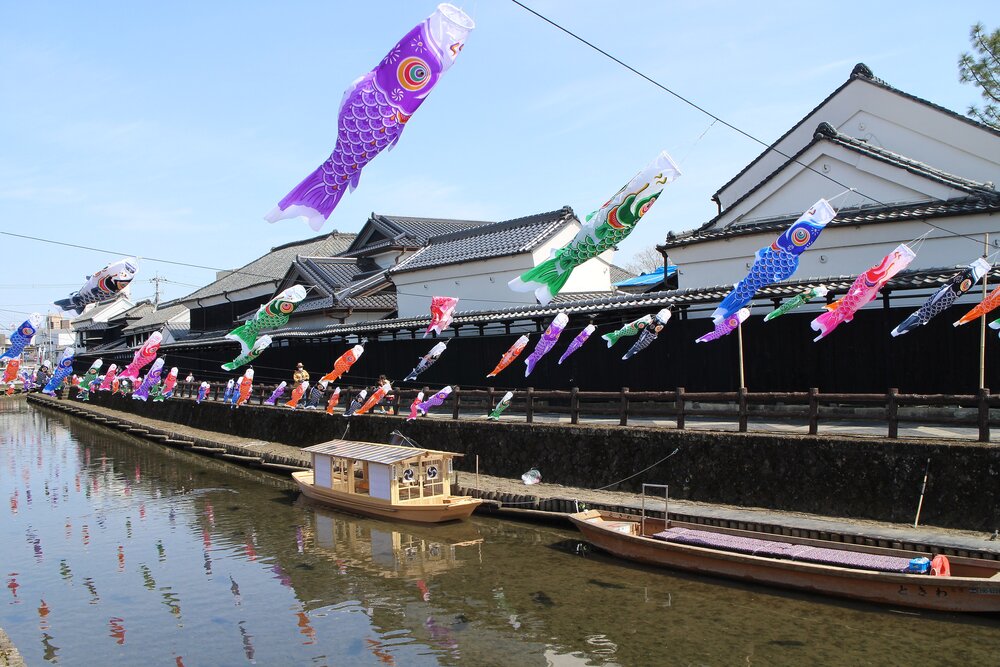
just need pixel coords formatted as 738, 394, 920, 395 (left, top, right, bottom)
958, 23, 1000, 128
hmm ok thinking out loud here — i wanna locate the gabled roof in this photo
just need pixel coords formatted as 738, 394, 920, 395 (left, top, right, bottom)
712, 63, 1000, 207
70, 294, 133, 326
343, 213, 492, 256
262, 256, 395, 317
122, 301, 189, 334
178, 231, 356, 303
390, 207, 576, 274
660, 194, 1000, 249
302, 439, 459, 464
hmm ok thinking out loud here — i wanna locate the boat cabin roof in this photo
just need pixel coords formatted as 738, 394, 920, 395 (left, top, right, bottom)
302, 438, 463, 465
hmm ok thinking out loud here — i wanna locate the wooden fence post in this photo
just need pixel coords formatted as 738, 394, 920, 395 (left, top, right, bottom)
526, 387, 534, 423
452, 385, 461, 420
570, 387, 580, 425
392, 391, 401, 416
619, 387, 629, 426
808, 388, 819, 435
213, 383, 220, 401
887, 388, 898, 439
675, 387, 685, 430
978, 387, 990, 443
738, 387, 748, 432
486, 387, 494, 415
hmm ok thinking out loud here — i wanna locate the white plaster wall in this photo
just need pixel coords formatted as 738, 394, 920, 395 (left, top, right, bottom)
369, 463, 392, 501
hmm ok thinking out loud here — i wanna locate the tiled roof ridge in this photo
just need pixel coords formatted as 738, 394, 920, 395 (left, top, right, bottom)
815, 122, 999, 196
269, 230, 354, 253
711, 62, 1000, 204
420, 206, 574, 245
660, 195, 1000, 248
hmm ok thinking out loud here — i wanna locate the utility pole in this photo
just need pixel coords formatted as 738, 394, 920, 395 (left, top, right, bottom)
149, 274, 167, 308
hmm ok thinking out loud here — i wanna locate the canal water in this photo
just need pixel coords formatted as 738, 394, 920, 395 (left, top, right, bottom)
2, 398, 998, 666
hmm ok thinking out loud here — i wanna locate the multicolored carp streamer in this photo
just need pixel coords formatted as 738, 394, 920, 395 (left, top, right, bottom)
404, 341, 448, 381
286, 381, 308, 409
407, 391, 425, 420
510, 152, 681, 305
162, 367, 179, 397
42, 348, 75, 395
222, 379, 236, 404
602, 314, 652, 348
811, 244, 916, 341
265, 382, 287, 406
345, 389, 368, 417
76, 359, 103, 401
55, 257, 138, 315
487, 335, 529, 378
20, 371, 34, 392
425, 297, 459, 338
132, 358, 164, 402
226, 287, 305, 355
1, 358, 21, 385
119, 331, 163, 380
354, 381, 391, 416
713, 200, 835, 323
265, 4, 475, 230
222, 335, 274, 372
197, 382, 210, 404
623, 308, 671, 358
409, 385, 452, 420
558, 324, 595, 364
99, 364, 118, 391
1, 313, 42, 362
764, 286, 829, 322
955, 283, 1000, 326
525, 313, 568, 377
235, 370, 255, 407
325, 387, 342, 414
696, 308, 750, 343
893, 258, 990, 336
487, 391, 513, 421
321, 345, 365, 383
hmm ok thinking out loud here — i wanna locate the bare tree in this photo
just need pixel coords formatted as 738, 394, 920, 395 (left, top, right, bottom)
622, 246, 663, 275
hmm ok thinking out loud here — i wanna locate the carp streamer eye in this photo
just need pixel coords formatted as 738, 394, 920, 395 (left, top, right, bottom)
397, 57, 430, 91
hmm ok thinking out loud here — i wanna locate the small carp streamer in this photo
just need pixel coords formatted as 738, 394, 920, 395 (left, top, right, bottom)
892, 258, 989, 336
764, 286, 829, 322
55, 257, 137, 314
133, 359, 165, 402
624, 308, 671, 357
405, 341, 448, 381
226, 287, 305, 356
408, 386, 452, 420
222, 335, 273, 372
321, 345, 365, 383
696, 308, 749, 343
487, 335, 529, 378
266, 4, 475, 229
510, 152, 680, 305
42, 348, 75, 395
714, 200, 835, 323
558, 324, 595, 365
811, 244, 915, 341
265, 382, 288, 406
525, 313, 568, 377
425, 297, 459, 337
76, 359, 103, 401
487, 391, 514, 421
119, 331, 163, 380
602, 314, 652, 348
1, 313, 42, 361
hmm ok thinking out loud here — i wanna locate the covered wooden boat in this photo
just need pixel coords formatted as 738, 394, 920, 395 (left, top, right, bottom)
293, 438, 481, 523
570, 505, 1000, 613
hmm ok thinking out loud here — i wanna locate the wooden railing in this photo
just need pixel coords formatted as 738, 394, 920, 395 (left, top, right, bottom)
170, 382, 998, 442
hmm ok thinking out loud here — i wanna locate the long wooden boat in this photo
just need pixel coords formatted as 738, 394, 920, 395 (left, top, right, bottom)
569, 509, 1000, 613
293, 438, 481, 523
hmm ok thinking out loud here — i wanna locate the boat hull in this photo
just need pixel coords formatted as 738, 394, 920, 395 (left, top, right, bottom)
569, 511, 1000, 613
293, 471, 481, 523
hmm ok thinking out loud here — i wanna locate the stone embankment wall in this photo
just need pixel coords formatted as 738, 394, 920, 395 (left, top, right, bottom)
79, 392, 1000, 531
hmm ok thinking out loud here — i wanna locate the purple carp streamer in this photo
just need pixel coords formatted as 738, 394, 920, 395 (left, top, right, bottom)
525, 313, 568, 377
696, 308, 749, 343
558, 324, 595, 364
266, 4, 475, 229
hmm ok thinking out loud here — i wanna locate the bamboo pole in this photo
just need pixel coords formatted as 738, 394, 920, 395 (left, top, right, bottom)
737, 319, 746, 390
981, 233, 989, 390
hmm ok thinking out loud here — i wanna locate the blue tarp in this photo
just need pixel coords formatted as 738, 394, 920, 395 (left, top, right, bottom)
613, 265, 676, 287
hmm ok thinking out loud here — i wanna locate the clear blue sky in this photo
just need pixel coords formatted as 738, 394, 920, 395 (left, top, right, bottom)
0, 0, 994, 323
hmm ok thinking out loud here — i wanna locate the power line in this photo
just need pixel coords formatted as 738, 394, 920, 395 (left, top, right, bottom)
507, 0, 990, 246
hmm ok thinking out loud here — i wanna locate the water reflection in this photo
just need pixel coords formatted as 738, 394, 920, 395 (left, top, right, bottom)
1, 398, 999, 666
